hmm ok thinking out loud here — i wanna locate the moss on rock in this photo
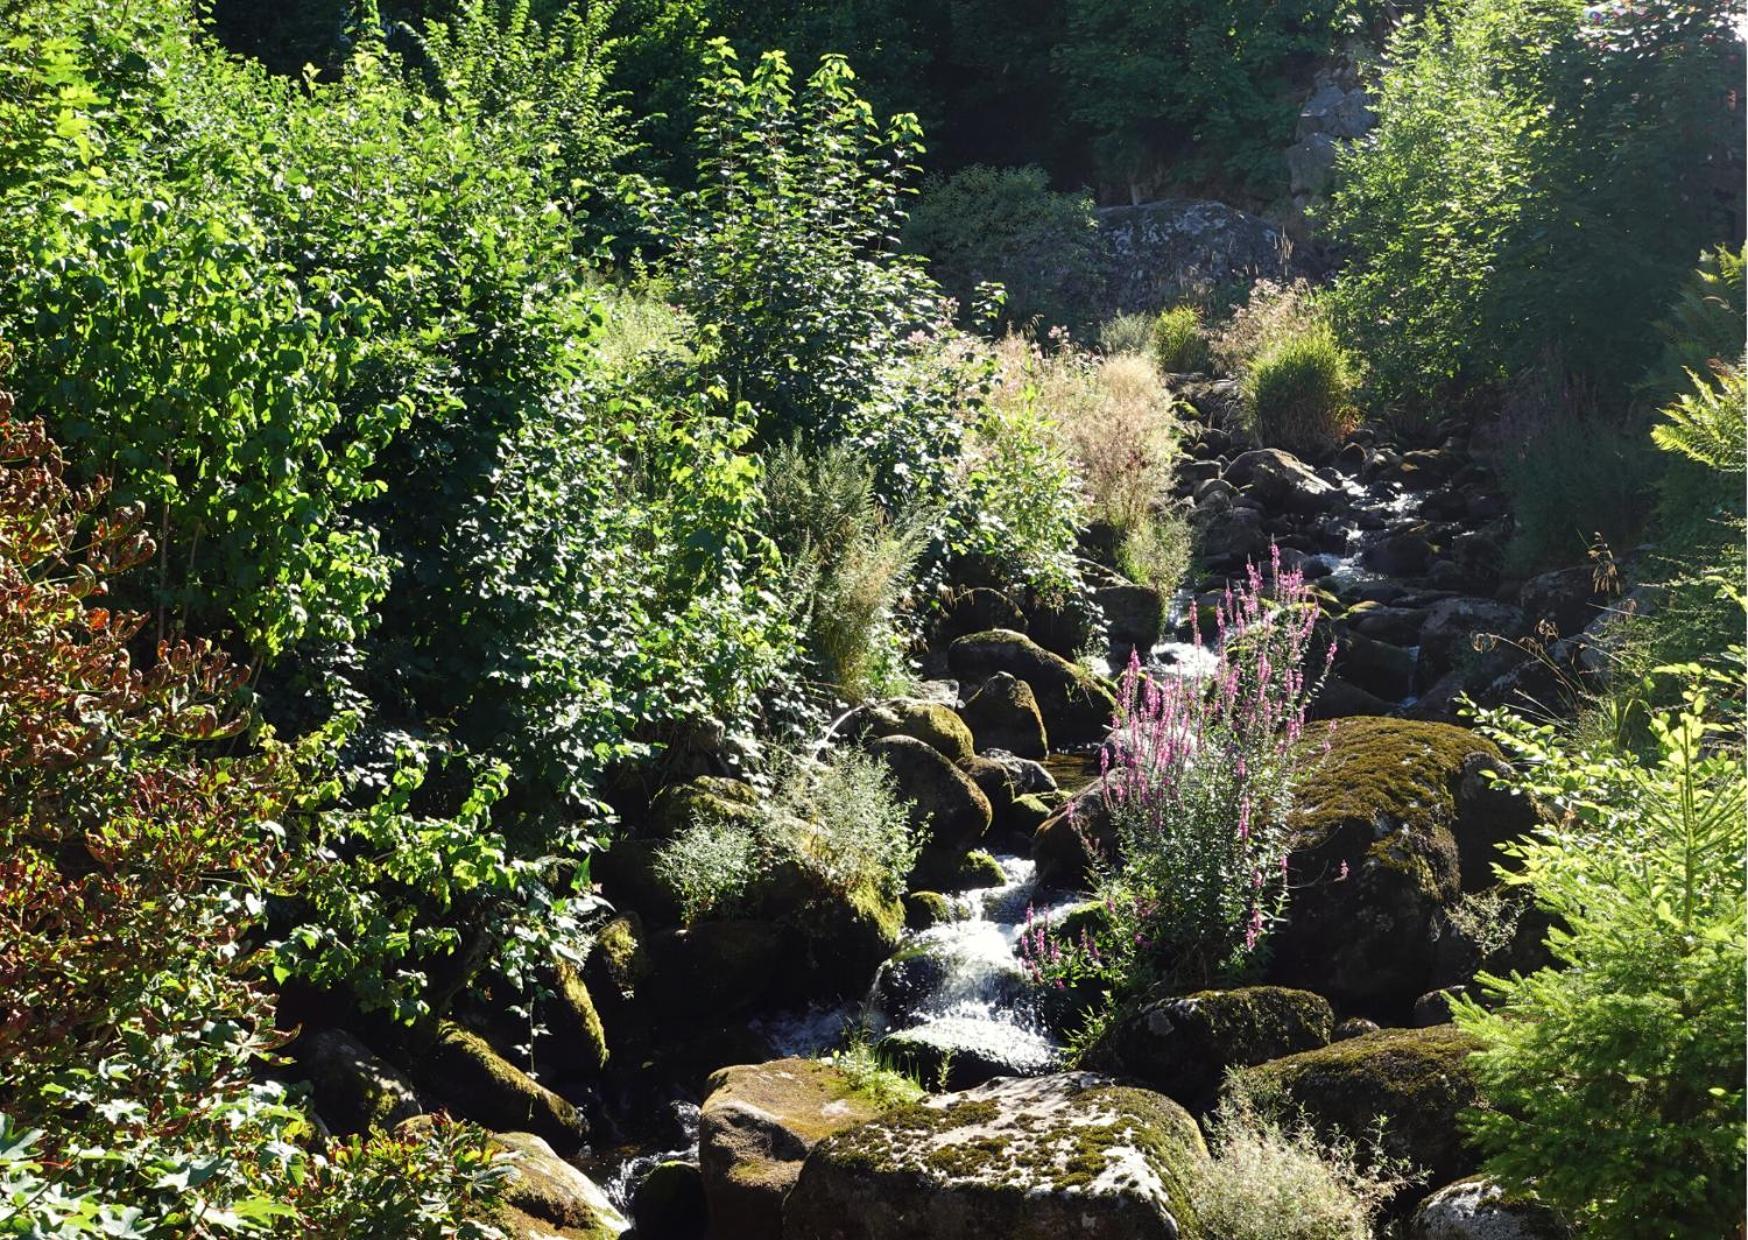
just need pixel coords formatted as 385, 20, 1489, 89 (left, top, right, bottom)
947, 630, 1117, 747
903, 890, 952, 930
492, 1131, 628, 1238
960, 672, 1049, 758
421, 1022, 589, 1154
646, 775, 761, 838
784, 1073, 1208, 1240
1238, 1024, 1485, 1191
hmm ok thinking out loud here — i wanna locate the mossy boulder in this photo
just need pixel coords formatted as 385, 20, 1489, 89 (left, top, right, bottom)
641, 920, 789, 1022
294, 1028, 423, 1136
421, 1022, 588, 1154
960, 672, 1049, 758
947, 630, 1116, 746
1239, 1024, 1484, 1192
592, 912, 649, 998
493, 1131, 629, 1239
784, 1073, 1208, 1240
843, 697, 977, 765
646, 775, 760, 838
1085, 986, 1334, 1111
1410, 1177, 1570, 1240
950, 849, 1007, 890
699, 1057, 896, 1240
868, 734, 992, 855
1271, 717, 1522, 1011
596, 838, 682, 927
1003, 792, 1057, 838
877, 1019, 1058, 1091
631, 1159, 707, 1240
534, 959, 608, 1076
903, 890, 952, 930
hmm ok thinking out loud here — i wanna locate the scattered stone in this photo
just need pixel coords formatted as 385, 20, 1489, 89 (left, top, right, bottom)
947, 630, 1117, 746
1239, 1025, 1484, 1192
785, 1073, 1209, 1240
1410, 1177, 1570, 1240
1193, 505, 1270, 566
494, 1131, 629, 1238
1418, 598, 1528, 684
1518, 566, 1608, 637
1334, 630, 1417, 702
1365, 528, 1435, 577
960, 673, 1049, 758
295, 1028, 423, 1137
1086, 985, 1334, 1111
1350, 603, 1430, 646
700, 1058, 893, 1240
1228, 448, 1342, 512
1333, 1017, 1380, 1041
1309, 675, 1395, 720
421, 1022, 588, 1154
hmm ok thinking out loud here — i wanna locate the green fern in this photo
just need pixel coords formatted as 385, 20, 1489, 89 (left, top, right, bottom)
1639, 245, 1746, 404
1651, 360, 1746, 475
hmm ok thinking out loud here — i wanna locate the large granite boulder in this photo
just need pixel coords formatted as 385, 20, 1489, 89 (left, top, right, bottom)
420, 1022, 588, 1154
1227, 448, 1342, 513
699, 1058, 902, 1240
959, 673, 1049, 757
1096, 200, 1291, 316
1270, 718, 1531, 1011
1239, 1025, 1484, 1193
784, 1073, 1209, 1240
1410, 1178, 1570, 1240
868, 734, 992, 854
842, 698, 977, 765
494, 1131, 629, 1239
295, 1028, 423, 1136
947, 630, 1116, 746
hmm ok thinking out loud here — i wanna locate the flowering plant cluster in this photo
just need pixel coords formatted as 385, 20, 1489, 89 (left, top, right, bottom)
1024, 546, 1330, 1005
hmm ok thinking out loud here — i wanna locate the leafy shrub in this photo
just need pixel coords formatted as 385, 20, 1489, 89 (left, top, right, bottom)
765, 440, 927, 702
1497, 397, 1654, 572
0, 401, 504, 1235
1210, 279, 1321, 377
1152, 305, 1210, 373
771, 748, 922, 900
903, 164, 1102, 332
1026, 550, 1330, 994
1098, 311, 1158, 358
1242, 321, 1359, 455
655, 815, 765, 925
1458, 681, 1747, 1235
1637, 245, 1746, 407
1194, 1084, 1417, 1239
1328, 0, 1742, 405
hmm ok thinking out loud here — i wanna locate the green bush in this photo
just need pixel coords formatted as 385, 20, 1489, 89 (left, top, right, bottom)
1637, 245, 1746, 408
1460, 682, 1747, 1235
1499, 408, 1654, 573
1328, 0, 1741, 406
764, 440, 927, 702
772, 749, 922, 901
1097, 311, 1156, 357
1152, 305, 1210, 374
903, 164, 1101, 332
655, 815, 766, 925
1241, 321, 1358, 455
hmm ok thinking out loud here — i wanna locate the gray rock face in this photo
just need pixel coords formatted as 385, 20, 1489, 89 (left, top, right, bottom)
1287, 131, 1340, 197
947, 630, 1116, 746
1228, 448, 1342, 513
959, 673, 1049, 758
295, 1028, 423, 1137
494, 1131, 629, 1238
784, 1073, 1208, 1240
868, 734, 992, 853
1418, 597, 1529, 683
1096, 200, 1291, 315
1410, 1178, 1570, 1240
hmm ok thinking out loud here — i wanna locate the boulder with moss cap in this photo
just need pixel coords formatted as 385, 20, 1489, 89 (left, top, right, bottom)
868, 734, 991, 853
841, 698, 977, 764
1410, 1177, 1570, 1240
699, 1057, 906, 1240
1238, 1024, 1484, 1193
959, 672, 1049, 757
493, 1130, 629, 1239
948, 630, 1117, 746
419, 1022, 588, 1154
1270, 717, 1522, 1010
784, 1072, 1208, 1240
645, 775, 761, 838
1085, 985, 1334, 1111
295, 1027, 423, 1136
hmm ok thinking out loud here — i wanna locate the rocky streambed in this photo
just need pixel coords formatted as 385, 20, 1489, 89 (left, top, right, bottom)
288, 399, 1619, 1239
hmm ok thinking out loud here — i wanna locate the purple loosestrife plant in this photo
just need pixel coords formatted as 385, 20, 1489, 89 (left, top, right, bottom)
1025, 546, 1331, 1000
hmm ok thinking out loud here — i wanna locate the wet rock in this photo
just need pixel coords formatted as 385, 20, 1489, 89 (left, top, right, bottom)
495, 1131, 629, 1238
1228, 448, 1342, 513
1002, 791, 1058, 839
1096, 580, 1165, 660
632, 1160, 707, 1240
869, 735, 992, 854
951, 849, 1008, 890
843, 698, 976, 765
1334, 441, 1369, 475
1334, 630, 1417, 702
1271, 718, 1509, 1010
1193, 506, 1269, 566
947, 630, 1116, 747
295, 1028, 423, 1137
1349, 602, 1430, 646
700, 1058, 895, 1240
785, 1073, 1208, 1240
535, 958, 610, 1076
1365, 528, 1435, 576
878, 1017, 1058, 1091
1518, 566, 1608, 637
904, 891, 952, 931
1410, 1177, 1571, 1239
1333, 1017, 1380, 1041
959, 673, 1048, 758
421, 1022, 588, 1154
871, 940, 1025, 1029
1033, 795, 1115, 890
1239, 1025, 1484, 1193
1086, 986, 1334, 1111
1309, 675, 1395, 720
1418, 598, 1528, 684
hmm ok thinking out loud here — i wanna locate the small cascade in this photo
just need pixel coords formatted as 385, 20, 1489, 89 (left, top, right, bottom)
865, 854, 1080, 1080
